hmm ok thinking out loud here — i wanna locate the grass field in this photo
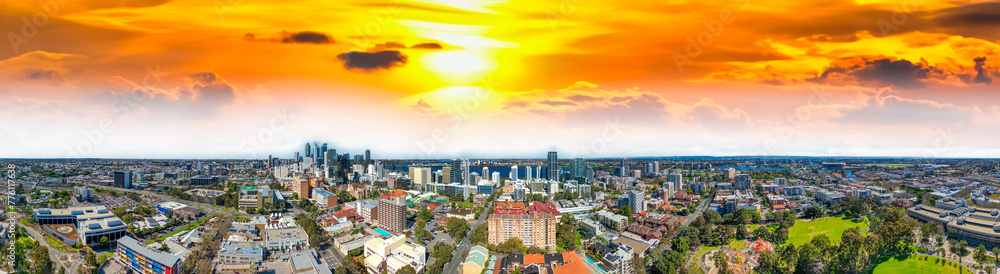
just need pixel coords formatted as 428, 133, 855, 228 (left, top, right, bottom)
97, 253, 114, 264
726, 239, 746, 250
234, 216, 250, 222
870, 254, 970, 274
788, 216, 869, 247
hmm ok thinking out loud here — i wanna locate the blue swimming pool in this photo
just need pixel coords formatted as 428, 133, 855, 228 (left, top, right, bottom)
374, 228, 393, 237
583, 254, 607, 273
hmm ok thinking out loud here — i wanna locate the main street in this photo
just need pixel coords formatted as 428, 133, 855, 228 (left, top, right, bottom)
15, 213, 75, 273
442, 201, 492, 274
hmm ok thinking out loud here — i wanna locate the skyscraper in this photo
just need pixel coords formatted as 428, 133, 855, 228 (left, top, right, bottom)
365, 149, 371, 166
669, 173, 683, 191
510, 165, 518, 180
462, 158, 471, 185
304, 143, 311, 158
450, 159, 464, 184
547, 151, 558, 181
113, 171, 132, 189
315, 143, 326, 165
525, 166, 533, 181
619, 157, 629, 177
483, 167, 489, 180
570, 158, 585, 180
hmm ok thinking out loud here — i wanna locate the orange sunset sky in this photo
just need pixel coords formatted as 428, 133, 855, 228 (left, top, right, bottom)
0, 0, 998, 158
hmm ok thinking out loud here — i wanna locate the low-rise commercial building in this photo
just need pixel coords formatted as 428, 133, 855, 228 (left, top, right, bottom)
116, 236, 182, 274
34, 206, 128, 246
218, 241, 265, 264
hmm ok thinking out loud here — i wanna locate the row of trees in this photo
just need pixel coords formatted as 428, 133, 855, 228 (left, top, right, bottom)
752, 206, 915, 273
294, 213, 328, 248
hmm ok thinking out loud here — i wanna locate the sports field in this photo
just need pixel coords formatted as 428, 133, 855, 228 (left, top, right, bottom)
787, 216, 868, 246
870, 254, 969, 274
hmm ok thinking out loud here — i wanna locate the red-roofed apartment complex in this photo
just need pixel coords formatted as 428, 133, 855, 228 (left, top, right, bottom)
488, 201, 561, 248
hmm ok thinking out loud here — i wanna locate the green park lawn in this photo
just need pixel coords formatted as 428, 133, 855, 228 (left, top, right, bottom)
870, 254, 970, 274
787, 216, 868, 247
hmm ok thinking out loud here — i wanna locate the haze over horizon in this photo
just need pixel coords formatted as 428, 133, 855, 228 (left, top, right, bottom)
2, 0, 999, 159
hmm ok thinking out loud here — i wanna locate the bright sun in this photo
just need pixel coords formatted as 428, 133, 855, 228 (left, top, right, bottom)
420, 49, 498, 85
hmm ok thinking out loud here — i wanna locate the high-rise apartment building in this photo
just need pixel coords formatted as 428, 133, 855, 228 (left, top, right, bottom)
547, 151, 558, 181
487, 201, 560, 248
669, 173, 683, 191
735, 174, 753, 190
619, 158, 629, 177
376, 192, 407, 234
723, 168, 736, 181
113, 171, 132, 189
570, 158, 585, 180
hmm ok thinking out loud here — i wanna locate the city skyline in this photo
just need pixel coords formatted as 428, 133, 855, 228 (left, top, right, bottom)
2, 0, 999, 159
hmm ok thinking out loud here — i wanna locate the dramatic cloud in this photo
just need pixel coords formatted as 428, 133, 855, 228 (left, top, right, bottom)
974, 57, 993, 85
809, 56, 943, 89
411, 43, 443, 49
243, 31, 334, 44
336, 51, 408, 72
0, 51, 85, 85
369, 42, 407, 52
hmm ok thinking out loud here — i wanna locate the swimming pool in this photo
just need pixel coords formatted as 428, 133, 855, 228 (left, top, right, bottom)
374, 228, 393, 237
583, 253, 607, 273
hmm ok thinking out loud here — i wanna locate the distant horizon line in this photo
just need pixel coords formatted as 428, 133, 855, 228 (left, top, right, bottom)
1, 155, 996, 161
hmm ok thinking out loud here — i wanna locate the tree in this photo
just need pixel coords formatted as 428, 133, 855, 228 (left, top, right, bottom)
397, 265, 417, 274
803, 206, 824, 219
497, 238, 525, 254
796, 243, 818, 274
993, 247, 999, 264
470, 224, 489, 245
753, 225, 770, 240
672, 237, 689, 254
527, 246, 547, 254
31, 246, 53, 274
419, 207, 433, 221
85, 250, 98, 267
100, 236, 109, 247
432, 242, 454, 261
975, 244, 988, 265
735, 224, 749, 239
446, 218, 470, 239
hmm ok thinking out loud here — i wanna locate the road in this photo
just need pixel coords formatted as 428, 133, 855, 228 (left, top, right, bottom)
442, 202, 492, 274
17, 214, 73, 273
